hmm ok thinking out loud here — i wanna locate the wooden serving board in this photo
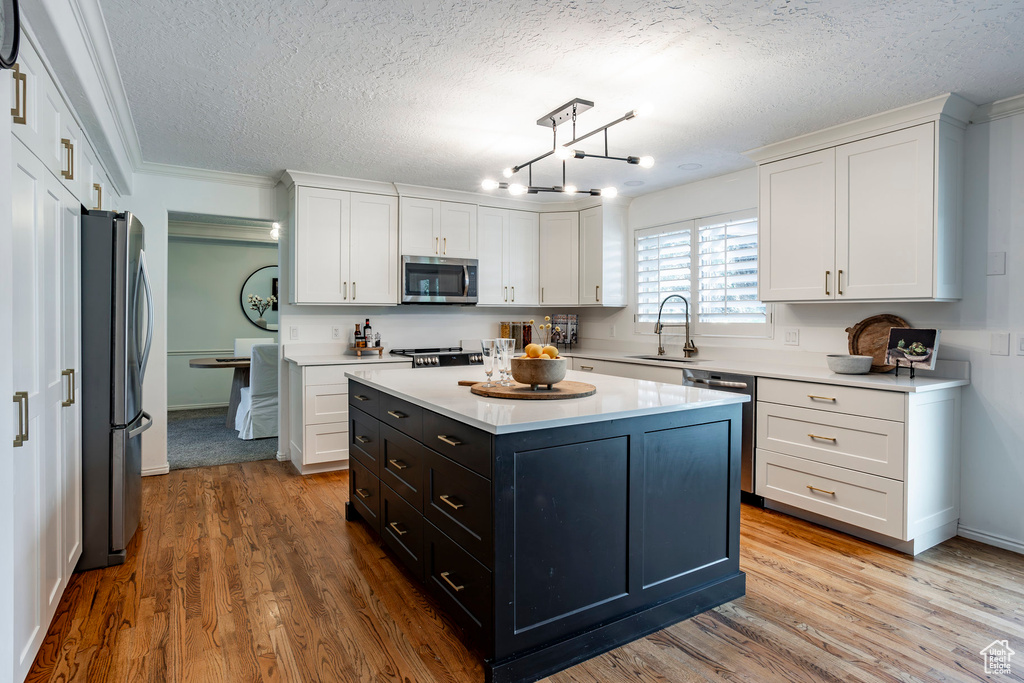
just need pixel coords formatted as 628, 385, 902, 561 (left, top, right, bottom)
846, 314, 908, 373
467, 380, 596, 400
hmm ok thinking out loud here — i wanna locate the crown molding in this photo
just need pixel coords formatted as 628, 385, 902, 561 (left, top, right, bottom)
280, 170, 397, 196
168, 220, 278, 244
969, 92, 1024, 124
140, 162, 278, 188
745, 93, 978, 164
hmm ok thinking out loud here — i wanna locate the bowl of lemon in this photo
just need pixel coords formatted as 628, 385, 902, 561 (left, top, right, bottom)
511, 344, 566, 390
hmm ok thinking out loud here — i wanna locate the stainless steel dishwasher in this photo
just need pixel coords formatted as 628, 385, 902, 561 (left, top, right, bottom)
683, 369, 761, 506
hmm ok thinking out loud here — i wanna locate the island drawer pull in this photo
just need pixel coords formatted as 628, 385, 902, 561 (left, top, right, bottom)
388, 458, 409, 470
354, 394, 371, 402
440, 571, 464, 592
437, 435, 461, 447
387, 410, 408, 419
354, 435, 371, 444
807, 394, 837, 402
389, 521, 408, 536
439, 494, 464, 510
579, 365, 594, 371
354, 488, 371, 499
808, 433, 837, 442
806, 485, 836, 496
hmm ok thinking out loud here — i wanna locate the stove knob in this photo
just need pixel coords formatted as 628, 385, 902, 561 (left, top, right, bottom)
431, 357, 439, 365
415, 357, 424, 366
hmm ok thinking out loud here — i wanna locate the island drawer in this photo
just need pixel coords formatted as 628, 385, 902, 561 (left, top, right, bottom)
349, 458, 380, 534
756, 449, 905, 539
423, 411, 491, 479
349, 407, 380, 474
757, 403, 906, 480
381, 484, 424, 581
380, 393, 423, 440
424, 521, 492, 643
348, 381, 380, 418
758, 378, 905, 422
380, 423, 426, 511
425, 449, 492, 567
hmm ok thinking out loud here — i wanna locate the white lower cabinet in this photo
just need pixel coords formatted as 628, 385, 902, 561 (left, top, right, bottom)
755, 378, 962, 554
570, 357, 684, 384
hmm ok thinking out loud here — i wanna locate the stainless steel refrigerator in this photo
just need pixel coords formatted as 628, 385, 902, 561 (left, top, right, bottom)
77, 209, 154, 571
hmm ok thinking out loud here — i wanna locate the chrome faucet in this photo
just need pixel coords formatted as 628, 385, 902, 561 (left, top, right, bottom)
655, 294, 698, 357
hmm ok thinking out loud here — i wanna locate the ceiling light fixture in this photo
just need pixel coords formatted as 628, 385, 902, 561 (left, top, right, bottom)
481, 98, 653, 197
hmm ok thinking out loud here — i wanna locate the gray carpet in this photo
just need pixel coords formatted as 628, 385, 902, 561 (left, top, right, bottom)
167, 407, 279, 470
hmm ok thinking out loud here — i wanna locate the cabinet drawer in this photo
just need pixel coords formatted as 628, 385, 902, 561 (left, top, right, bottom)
424, 449, 492, 567
380, 484, 424, 581
303, 422, 349, 465
380, 394, 423, 440
349, 407, 380, 475
348, 381, 379, 417
573, 357, 684, 384
758, 378, 904, 422
757, 403, 905, 480
423, 410, 491, 479
379, 424, 426, 511
307, 365, 354, 385
756, 449, 905, 539
349, 458, 380, 534
305, 383, 349, 425
424, 521, 492, 641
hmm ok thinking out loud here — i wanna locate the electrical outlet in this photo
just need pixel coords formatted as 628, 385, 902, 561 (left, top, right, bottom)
332, 326, 341, 340
289, 326, 299, 340
1017, 334, 1024, 356
609, 324, 616, 338
784, 328, 800, 346
987, 251, 1007, 276
990, 332, 1010, 356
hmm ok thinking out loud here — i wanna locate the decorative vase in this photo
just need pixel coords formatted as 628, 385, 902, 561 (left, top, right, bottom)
256, 317, 267, 328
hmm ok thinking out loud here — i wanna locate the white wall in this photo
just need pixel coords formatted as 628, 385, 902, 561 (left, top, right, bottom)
579, 114, 1024, 552
167, 237, 278, 410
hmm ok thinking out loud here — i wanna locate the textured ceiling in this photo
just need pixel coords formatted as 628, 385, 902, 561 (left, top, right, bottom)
99, 0, 1024, 197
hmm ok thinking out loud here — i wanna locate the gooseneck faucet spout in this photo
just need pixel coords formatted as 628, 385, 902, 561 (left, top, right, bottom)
655, 295, 698, 357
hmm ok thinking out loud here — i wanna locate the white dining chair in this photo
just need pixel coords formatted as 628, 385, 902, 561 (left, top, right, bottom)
234, 337, 275, 357
235, 343, 279, 440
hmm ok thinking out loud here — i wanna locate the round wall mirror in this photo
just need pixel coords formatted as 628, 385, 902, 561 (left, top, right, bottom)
240, 265, 279, 331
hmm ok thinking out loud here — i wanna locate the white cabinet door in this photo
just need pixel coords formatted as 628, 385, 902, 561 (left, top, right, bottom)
439, 202, 477, 259
758, 148, 837, 302
836, 124, 935, 300
508, 210, 538, 306
578, 206, 603, 305
60, 197, 82, 582
539, 212, 579, 305
10, 41, 63, 181
400, 197, 440, 257
78, 142, 99, 210
477, 206, 508, 305
294, 186, 351, 303
349, 193, 399, 305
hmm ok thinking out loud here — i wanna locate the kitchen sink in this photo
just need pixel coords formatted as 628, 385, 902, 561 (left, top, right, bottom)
626, 355, 703, 363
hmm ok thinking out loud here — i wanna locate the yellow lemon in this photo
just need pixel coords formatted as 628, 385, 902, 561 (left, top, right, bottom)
524, 343, 542, 358
542, 345, 559, 359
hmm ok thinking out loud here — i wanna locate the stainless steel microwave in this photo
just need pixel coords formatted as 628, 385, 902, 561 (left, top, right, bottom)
401, 256, 478, 304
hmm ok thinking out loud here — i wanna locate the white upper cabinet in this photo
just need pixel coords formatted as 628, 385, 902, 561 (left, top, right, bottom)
477, 206, 507, 305
476, 207, 538, 306
752, 95, 970, 303
400, 198, 477, 258
538, 212, 579, 306
508, 210, 539, 306
291, 186, 398, 306
578, 204, 627, 307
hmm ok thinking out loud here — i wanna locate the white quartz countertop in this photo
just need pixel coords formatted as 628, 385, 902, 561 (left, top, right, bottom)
562, 349, 969, 393
283, 352, 411, 367
345, 366, 748, 435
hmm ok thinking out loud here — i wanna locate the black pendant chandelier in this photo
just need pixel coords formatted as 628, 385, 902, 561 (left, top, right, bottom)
482, 98, 653, 198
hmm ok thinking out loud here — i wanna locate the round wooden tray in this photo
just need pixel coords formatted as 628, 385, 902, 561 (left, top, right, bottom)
467, 380, 596, 400
846, 314, 909, 373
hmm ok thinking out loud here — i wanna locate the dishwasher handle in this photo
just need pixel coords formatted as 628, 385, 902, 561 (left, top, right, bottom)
690, 377, 749, 390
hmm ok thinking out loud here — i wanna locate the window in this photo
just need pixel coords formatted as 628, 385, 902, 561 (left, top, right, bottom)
636, 209, 770, 337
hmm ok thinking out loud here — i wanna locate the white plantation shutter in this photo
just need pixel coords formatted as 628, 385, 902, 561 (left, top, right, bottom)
635, 210, 770, 337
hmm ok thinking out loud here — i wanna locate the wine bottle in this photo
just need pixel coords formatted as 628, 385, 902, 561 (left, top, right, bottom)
363, 318, 373, 346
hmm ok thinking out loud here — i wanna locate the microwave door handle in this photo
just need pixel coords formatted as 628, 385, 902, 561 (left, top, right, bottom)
463, 265, 469, 297
138, 250, 155, 383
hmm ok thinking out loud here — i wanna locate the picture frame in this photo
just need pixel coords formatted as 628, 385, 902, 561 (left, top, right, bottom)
885, 328, 940, 373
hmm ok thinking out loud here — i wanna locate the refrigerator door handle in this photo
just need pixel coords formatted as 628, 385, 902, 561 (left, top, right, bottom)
128, 411, 153, 440
137, 250, 155, 383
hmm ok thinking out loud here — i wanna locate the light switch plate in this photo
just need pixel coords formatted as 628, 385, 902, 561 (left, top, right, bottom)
1017, 334, 1024, 356
987, 251, 1007, 276
289, 326, 299, 340
990, 332, 1010, 356
784, 328, 800, 346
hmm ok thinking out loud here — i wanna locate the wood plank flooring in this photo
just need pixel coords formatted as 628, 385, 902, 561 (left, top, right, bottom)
27, 460, 1024, 682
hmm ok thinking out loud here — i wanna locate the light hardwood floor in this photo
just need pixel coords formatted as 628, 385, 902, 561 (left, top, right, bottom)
27, 460, 1024, 682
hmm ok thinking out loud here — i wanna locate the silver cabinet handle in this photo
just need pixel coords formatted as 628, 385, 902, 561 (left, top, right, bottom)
352, 281, 356, 300
504, 286, 508, 302
343, 281, 348, 300
13, 391, 28, 447
511, 286, 515, 302
691, 377, 748, 390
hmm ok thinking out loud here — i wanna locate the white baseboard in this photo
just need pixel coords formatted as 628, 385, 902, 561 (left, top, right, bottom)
169, 402, 229, 412
142, 464, 170, 477
957, 525, 1024, 555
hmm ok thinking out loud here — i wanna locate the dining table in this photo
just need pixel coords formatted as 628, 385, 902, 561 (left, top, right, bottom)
188, 357, 251, 427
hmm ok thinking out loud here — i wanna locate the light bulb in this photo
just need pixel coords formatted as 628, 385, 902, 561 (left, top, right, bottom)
638, 155, 654, 169
553, 146, 572, 160
481, 179, 499, 191
508, 183, 527, 196
270, 225, 280, 240
631, 103, 655, 118
601, 186, 618, 198
502, 167, 515, 178
563, 184, 578, 195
